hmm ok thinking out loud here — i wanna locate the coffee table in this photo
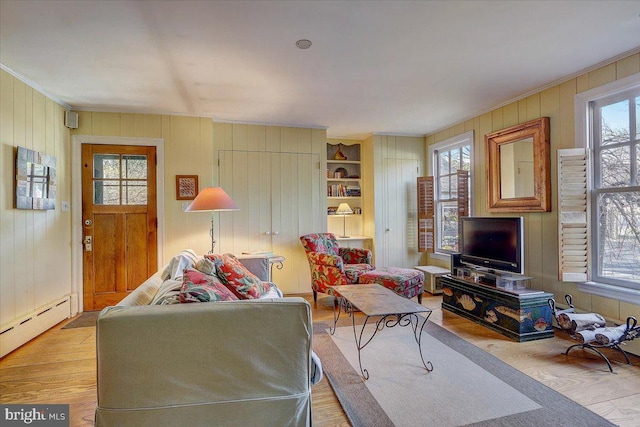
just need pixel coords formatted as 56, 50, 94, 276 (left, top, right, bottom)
329, 284, 433, 380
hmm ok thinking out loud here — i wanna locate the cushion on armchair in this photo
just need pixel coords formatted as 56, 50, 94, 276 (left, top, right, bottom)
339, 247, 373, 265
306, 251, 344, 269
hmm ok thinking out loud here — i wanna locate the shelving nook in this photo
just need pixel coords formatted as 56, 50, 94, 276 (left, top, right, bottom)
327, 141, 362, 237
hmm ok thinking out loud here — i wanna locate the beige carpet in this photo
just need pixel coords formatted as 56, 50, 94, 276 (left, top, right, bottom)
314, 319, 614, 427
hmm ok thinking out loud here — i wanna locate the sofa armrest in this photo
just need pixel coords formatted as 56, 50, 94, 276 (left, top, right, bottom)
338, 247, 372, 265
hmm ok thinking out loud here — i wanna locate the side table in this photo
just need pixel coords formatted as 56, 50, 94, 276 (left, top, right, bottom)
266, 255, 285, 282
238, 253, 285, 282
414, 265, 449, 295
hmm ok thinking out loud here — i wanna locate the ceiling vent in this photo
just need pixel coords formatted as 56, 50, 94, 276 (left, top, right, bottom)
296, 39, 312, 49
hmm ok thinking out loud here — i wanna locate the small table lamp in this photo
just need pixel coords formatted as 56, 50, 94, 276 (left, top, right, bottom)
186, 187, 239, 253
335, 202, 353, 238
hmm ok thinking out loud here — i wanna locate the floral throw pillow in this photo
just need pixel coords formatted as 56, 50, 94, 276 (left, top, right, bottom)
180, 268, 238, 303
205, 253, 269, 299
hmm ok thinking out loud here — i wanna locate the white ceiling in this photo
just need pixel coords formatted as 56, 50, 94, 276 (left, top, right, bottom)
1, 1, 639, 139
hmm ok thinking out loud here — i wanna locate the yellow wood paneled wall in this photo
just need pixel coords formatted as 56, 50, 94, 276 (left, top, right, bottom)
425, 53, 640, 328
72, 112, 215, 258
0, 69, 71, 326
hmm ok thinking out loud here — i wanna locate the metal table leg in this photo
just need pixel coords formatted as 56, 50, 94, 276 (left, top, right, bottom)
352, 310, 433, 380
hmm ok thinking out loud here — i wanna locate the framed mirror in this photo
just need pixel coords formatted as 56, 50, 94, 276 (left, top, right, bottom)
485, 117, 550, 212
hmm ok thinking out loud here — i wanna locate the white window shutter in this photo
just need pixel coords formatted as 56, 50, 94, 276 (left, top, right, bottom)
557, 148, 590, 282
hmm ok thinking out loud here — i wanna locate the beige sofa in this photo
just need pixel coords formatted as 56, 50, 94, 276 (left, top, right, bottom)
95, 253, 317, 426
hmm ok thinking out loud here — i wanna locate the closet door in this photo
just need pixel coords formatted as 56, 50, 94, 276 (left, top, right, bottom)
380, 158, 420, 268
219, 150, 321, 294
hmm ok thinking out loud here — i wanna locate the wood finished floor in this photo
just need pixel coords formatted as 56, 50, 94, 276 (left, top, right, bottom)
1, 293, 639, 427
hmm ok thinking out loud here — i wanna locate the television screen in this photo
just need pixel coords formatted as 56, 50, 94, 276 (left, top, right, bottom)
460, 217, 523, 274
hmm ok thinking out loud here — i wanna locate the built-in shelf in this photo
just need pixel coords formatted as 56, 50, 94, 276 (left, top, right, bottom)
327, 141, 364, 236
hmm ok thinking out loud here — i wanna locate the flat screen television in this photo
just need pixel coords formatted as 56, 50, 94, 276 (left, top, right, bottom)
460, 216, 524, 275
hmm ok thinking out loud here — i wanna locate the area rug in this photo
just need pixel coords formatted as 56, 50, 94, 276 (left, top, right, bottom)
313, 320, 614, 427
62, 311, 100, 329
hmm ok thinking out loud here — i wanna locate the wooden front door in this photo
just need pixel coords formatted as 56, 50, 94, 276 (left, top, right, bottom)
82, 144, 158, 310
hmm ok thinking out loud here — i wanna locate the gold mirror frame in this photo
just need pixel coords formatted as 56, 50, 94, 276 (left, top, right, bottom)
485, 117, 551, 212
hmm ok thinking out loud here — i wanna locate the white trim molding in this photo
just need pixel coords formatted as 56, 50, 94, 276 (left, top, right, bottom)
70, 135, 165, 313
0, 63, 73, 110
578, 282, 640, 306
574, 72, 640, 149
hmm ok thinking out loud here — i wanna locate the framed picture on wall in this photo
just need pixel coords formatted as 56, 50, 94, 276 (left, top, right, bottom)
176, 175, 198, 200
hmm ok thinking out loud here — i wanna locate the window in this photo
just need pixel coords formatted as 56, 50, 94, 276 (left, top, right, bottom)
567, 76, 640, 301
590, 88, 640, 289
429, 131, 473, 253
93, 153, 148, 205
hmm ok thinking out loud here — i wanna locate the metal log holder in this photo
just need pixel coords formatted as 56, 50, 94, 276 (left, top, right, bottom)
548, 294, 640, 373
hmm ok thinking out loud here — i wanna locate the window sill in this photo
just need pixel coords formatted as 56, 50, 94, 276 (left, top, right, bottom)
429, 252, 452, 263
578, 281, 640, 305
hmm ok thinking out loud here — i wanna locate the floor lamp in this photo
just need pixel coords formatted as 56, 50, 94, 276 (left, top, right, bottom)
335, 202, 353, 238
186, 187, 239, 253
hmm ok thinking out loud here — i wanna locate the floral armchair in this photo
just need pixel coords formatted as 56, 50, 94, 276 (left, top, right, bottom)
299, 233, 374, 302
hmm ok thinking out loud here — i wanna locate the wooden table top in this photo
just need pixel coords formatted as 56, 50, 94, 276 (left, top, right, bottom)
330, 284, 430, 317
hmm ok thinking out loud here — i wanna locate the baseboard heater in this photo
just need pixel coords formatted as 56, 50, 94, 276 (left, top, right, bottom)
0, 295, 72, 358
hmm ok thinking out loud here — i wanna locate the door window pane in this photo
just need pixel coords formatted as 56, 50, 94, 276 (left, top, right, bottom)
94, 154, 120, 179
123, 155, 147, 179
124, 181, 147, 205
94, 181, 120, 205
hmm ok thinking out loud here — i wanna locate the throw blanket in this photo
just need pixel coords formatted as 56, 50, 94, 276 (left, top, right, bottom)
161, 249, 199, 280
310, 352, 323, 385
557, 312, 605, 334
595, 324, 628, 345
